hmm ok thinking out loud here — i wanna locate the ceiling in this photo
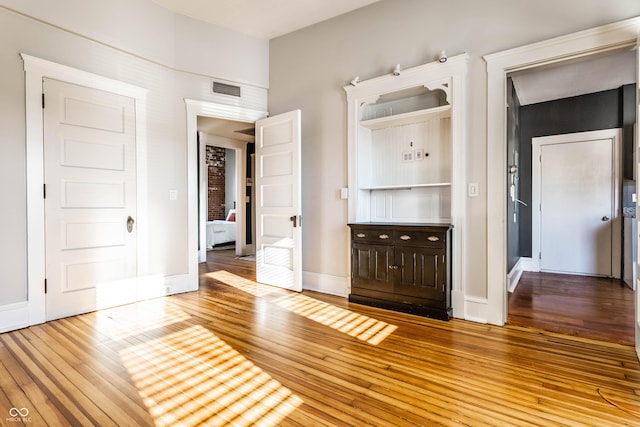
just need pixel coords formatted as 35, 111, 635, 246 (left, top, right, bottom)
510, 49, 636, 105
184, 2, 635, 137
198, 116, 255, 143
151, 0, 381, 39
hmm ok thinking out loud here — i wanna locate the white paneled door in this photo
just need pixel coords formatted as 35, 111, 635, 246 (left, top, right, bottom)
635, 43, 640, 360
44, 78, 138, 320
255, 110, 302, 291
539, 138, 615, 276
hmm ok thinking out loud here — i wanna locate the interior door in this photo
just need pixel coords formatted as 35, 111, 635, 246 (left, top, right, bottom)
540, 139, 614, 276
44, 78, 137, 320
635, 43, 640, 360
255, 110, 302, 291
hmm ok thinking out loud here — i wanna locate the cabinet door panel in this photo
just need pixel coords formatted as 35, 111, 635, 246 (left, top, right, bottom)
352, 243, 394, 293
395, 247, 445, 301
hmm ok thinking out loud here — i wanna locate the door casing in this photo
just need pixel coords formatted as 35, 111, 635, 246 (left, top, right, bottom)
484, 17, 640, 326
22, 54, 149, 327
186, 99, 268, 264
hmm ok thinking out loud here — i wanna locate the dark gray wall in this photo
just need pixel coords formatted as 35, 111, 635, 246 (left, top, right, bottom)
517, 85, 635, 257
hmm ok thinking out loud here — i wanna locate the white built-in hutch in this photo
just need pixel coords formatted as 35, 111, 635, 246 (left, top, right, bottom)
345, 54, 468, 319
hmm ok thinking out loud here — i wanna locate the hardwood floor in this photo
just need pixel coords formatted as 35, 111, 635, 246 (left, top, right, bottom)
1, 251, 640, 426
508, 271, 635, 346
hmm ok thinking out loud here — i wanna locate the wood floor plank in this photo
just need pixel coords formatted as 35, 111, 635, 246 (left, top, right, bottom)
508, 271, 634, 345
1, 249, 640, 426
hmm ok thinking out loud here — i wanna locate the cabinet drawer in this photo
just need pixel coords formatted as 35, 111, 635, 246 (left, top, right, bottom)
352, 228, 394, 244
393, 230, 446, 247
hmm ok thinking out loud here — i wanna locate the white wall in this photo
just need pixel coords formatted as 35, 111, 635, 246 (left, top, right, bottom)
0, 0, 268, 308
268, 0, 640, 300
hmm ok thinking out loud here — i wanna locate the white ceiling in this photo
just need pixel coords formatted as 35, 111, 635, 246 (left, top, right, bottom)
510, 49, 636, 105
151, 0, 381, 39
183, 2, 635, 136
198, 116, 255, 143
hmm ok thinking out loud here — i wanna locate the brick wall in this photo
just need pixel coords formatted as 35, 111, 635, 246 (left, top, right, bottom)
206, 146, 226, 220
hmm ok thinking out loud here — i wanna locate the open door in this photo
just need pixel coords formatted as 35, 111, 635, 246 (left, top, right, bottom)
255, 110, 302, 291
636, 40, 640, 360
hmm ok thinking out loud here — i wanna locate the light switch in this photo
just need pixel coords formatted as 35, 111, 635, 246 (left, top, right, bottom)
169, 189, 178, 201
340, 187, 349, 199
468, 183, 479, 197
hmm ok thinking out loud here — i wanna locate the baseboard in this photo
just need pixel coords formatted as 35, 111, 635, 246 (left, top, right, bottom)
0, 273, 197, 334
303, 271, 349, 297
164, 273, 198, 295
520, 257, 536, 272
451, 289, 465, 319
463, 295, 490, 324
0, 301, 29, 333
507, 258, 524, 293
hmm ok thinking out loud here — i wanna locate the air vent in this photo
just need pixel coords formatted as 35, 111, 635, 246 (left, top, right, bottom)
212, 81, 241, 97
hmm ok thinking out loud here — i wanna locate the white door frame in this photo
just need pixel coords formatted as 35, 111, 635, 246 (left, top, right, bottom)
185, 99, 267, 264
484, 17, 640, 326
21, 54, 149, 328
532, 129, 622, 277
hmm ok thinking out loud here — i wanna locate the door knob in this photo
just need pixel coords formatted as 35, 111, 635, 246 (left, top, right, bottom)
127, 216, 135, 233
601, 216, 610, 221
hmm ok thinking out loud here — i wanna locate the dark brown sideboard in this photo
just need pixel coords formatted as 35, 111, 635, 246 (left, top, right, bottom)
348, 223, 452, 320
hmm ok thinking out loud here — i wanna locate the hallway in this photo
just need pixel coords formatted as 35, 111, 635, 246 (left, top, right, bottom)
508, 272, 635, 345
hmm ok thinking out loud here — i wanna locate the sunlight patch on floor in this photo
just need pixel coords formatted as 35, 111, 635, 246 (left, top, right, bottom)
207, 270, 397, 345
273, 292, 398, 345
206, 270, 282, 297
120, 324, 302, 426
95, 298, 192, 340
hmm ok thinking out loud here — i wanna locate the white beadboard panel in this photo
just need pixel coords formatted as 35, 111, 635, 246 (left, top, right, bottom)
210, 81, 268, 113
62, 139, 125, 171
357, 127, 373, 188
356, 189, 371, 222
372, 192, 390, 220
370, 187, 451, 223
370, 117, 451, 188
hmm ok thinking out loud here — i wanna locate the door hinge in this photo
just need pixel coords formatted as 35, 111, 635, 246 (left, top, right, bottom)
44, 278, 48, 294
539, 252, 541, 260
43, 183, 46, 199
42, 93, 45, 109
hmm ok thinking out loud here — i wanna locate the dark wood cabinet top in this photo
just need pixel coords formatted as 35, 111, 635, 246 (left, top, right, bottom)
348, 222, 453, 230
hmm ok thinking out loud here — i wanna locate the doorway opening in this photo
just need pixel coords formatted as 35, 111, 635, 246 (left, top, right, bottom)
503, 49, 636, 343
197, 116, 256, 261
